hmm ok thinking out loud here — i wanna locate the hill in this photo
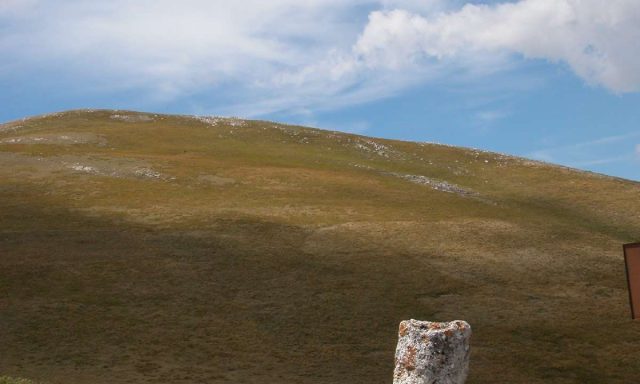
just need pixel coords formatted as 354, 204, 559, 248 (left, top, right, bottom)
1, 110, 639, 384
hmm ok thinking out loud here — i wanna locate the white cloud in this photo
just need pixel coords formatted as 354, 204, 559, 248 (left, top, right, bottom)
3, 1, 369, 92
476, 110, 509, 123
1, 0, 639, 116
354, 1, 640, 93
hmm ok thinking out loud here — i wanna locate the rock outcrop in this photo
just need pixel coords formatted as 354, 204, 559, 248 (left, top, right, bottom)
393, 319, 471, 384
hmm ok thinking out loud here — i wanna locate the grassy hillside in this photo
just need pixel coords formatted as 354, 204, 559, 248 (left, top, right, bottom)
0, 110, 638, 384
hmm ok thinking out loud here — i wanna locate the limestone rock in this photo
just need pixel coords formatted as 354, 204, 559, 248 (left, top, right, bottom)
393, 319, 471, 384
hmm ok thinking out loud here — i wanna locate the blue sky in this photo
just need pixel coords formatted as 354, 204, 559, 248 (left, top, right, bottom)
2, 0, 639, 180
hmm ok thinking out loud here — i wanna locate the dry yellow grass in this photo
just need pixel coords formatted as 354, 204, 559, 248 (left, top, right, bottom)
0, 110, 639, 383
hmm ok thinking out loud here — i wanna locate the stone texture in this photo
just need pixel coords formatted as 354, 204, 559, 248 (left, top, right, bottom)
393, 319, 471, 384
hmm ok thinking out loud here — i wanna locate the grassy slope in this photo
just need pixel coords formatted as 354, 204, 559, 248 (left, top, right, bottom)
0, 110, 639, 384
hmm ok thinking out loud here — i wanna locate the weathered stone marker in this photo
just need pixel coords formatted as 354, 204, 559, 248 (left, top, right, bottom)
393, 319, 471, 384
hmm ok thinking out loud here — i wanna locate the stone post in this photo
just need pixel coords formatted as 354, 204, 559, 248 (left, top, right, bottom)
393, 319, 471, 384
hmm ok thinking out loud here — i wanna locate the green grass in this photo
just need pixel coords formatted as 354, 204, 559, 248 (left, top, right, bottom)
1, 110, 639, 383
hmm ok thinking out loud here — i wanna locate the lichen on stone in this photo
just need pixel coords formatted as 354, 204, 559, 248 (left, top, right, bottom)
393, 319, 471, 384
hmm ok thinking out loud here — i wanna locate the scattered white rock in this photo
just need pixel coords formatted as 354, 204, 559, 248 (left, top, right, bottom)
69, 164, 99, 174
350, 163, 375, 170
194, 116, 246, 127
357, 140, 388, 156
272, 124, 322, 142
392, 173, 477, 197
394, 319, 471, 384
65, 160, 172, 181
354, 139, 404, 158
134, 167, 162, 179
0, 133, 107, 146
0, 123, 25, 133
110, 114, 154, 122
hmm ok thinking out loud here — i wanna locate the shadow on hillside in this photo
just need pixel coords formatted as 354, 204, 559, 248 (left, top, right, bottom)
1, 196, 638, 384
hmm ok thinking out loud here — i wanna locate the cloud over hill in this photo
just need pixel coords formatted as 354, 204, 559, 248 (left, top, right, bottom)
2, 0, 639, 114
